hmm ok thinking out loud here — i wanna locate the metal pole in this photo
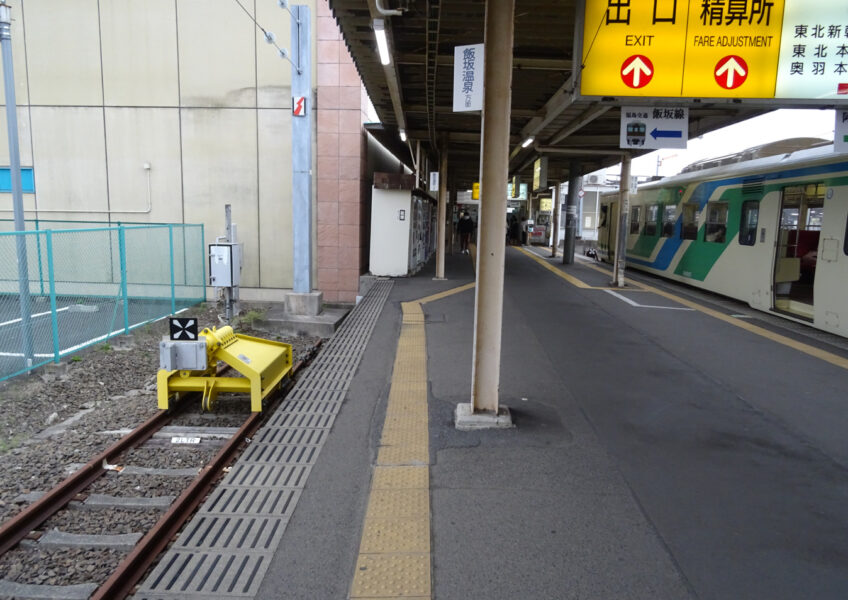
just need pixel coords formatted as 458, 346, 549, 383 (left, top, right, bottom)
168, 224, 176, 315
550, 182, 561, 258
470, 0, 515, 414
118, 225, 130, 334
46, 231, 60, 363
562, 160, 580, 264
223, 204, 233, 322
435, 139, 447, 279
612, 154, 631, 287
291, 5, 312, 293
1, 2, 33, 368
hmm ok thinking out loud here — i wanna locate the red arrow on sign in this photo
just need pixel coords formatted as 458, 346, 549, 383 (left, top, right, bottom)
714, 55, 748, 90
292, 96, 306, 116
621, 55, 653, 89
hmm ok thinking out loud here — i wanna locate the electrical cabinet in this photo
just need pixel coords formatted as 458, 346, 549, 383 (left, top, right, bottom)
209, 243, 241, 287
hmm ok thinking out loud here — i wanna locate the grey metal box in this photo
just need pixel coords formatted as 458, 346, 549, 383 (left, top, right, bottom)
159, 339, 208, 371
209, 243, 242, 287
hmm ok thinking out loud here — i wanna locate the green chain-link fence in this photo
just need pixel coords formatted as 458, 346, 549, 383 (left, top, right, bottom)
0, 222, 205, 381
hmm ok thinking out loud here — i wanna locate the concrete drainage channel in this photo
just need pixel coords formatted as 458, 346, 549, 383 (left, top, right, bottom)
134, 280, 393, 599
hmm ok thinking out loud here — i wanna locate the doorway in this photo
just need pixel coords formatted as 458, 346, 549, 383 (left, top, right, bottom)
773, 183, 824, 320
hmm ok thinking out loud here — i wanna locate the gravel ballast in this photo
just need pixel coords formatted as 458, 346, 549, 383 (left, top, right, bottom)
0, 301, 321, 590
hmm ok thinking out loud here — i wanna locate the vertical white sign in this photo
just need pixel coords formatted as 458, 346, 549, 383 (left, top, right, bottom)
429, 171, 439, 192
453, 44, 484, 112
837, 110, 848, 153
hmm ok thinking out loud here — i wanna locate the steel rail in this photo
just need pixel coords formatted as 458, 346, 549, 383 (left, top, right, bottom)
0, 406, 176, 555
94, 343, 322, 599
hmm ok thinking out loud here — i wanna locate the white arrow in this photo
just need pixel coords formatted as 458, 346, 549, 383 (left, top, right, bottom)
716, 57, 746, 87
622, 57, 652, 87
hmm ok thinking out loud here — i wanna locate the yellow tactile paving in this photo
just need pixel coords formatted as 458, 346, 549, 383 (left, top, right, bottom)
359, 518, 431, 554
377, 445, 429, 466
365, 489, 430, 521
379, 425, 429, 447
351, 283, 474, 599
351, 555, 431, 598
372, 466, 429, 490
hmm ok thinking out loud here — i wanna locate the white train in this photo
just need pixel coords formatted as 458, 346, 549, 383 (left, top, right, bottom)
597, 139, 848, 337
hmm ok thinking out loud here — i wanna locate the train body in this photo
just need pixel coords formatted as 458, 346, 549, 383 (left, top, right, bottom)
597, 140, 848, 337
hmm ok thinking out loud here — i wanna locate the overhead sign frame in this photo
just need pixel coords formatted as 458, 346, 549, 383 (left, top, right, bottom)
576, 0, 848, 105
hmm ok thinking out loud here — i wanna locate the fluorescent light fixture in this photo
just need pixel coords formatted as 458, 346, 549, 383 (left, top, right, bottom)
373, 19, 390, 66
521, 136, 535, 148
399, 129, 407, 142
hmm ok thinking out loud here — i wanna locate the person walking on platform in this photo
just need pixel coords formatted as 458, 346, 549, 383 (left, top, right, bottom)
458, 211, 475, 254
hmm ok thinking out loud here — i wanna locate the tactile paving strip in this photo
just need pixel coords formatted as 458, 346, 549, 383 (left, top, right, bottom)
135, 280, 393, 600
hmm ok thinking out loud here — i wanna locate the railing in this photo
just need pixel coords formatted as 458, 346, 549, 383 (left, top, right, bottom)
0, 223, 205, 381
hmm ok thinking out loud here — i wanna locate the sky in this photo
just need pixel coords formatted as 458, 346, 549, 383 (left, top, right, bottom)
604, 108, 837, 179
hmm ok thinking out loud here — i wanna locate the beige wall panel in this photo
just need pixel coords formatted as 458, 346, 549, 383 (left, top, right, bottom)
105, 108, 182, 222
178, 0, 256, 108
258, 109, 293, 288
0, 108, 33, 165
25, 0, 103, 105
0, 0, 29, 105
29, 107, 108, 213
100, 0, 179, 106
255, 1, 292, 108
181, 108, 259, 286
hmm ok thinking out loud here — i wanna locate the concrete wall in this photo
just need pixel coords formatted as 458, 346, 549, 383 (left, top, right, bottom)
0, 0, 356, 301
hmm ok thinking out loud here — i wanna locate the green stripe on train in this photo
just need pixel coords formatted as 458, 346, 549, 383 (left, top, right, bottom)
673, 173, 848, 281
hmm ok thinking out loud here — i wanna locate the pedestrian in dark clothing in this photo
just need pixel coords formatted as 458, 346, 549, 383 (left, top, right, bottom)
458, 212, 475, 254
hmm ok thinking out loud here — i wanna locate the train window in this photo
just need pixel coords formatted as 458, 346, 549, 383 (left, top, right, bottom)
661, 205, 676, 237
680, 202, 698, 240
705, 202, 728, 243
738, 201, 759, 246
629, 206, 641, 234
645, 205, 658, 236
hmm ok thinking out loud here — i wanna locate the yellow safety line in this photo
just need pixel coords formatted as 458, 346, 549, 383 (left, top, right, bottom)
515, 246, 593, 289
521, 247, 848, 372
416, 282, 476, 305
351, 282, 474, 599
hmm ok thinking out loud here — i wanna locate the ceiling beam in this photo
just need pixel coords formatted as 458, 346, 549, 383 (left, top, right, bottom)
397, 53, 571, 71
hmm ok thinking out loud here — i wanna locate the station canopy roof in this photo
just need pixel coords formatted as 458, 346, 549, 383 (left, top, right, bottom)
328, 0, 790, 193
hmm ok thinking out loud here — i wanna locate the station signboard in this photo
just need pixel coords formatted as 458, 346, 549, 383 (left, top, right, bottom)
580, 0, 848, 101
620, 105, 689, 149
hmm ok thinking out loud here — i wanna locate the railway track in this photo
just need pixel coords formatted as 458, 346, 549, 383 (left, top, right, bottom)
0, 342, 321, 600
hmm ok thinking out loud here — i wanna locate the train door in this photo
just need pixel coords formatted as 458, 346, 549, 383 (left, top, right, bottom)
597, 197, 618, 262
813, 185, 848, 333
772, 183, 824, 320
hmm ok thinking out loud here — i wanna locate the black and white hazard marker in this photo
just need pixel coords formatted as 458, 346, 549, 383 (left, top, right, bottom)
169, 317, 198, 341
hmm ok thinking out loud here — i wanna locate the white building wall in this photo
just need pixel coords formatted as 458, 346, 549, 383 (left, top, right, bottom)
0, 0, 317, 297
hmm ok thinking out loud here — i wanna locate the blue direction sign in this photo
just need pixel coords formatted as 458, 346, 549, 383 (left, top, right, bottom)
620, 106, 689, 150
651, 128, 683, 139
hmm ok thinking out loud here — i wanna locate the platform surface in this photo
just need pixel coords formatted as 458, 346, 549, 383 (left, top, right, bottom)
139, 245, 848, 600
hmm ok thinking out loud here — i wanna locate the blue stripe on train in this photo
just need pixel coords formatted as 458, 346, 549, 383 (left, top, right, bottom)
628, 159, 848, 271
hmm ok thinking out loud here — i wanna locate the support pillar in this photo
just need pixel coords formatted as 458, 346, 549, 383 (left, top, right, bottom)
550, 182, 561, 258
562, 161, 580, 264
612, 154, 631, 287
289, 5, 323, 315
435, 140, 448, 279
456, 0, 514, 430
1, 2, 33, 368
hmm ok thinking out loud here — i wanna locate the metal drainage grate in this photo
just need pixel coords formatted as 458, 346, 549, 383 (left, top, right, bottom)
135, 280, 393, 599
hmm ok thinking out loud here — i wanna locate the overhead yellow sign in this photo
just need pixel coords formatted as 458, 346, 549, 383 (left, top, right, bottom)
581, 0, 848, 101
